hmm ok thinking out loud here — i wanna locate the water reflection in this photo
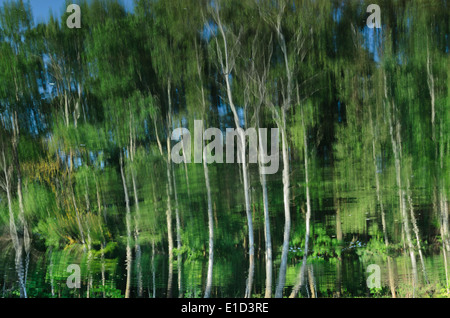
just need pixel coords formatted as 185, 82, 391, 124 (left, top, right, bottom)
1, 174, 449, 298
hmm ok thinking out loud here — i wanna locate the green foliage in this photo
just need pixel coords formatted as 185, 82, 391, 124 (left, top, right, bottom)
0, 0, 448, 298
310, 224, 340, 259
356, 236, 388, 262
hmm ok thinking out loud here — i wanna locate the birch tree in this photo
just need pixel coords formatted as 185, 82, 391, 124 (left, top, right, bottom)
259, 0, 311, 297
207, 0, 256, 297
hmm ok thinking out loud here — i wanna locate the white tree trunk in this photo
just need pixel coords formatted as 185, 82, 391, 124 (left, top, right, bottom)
132, 176, 143, 297
196, 43, 215, 298
172, 164, 183, 297
214, 16, 254, 296
120, 153, 132, 299
407, 181, 429, 284
275, 116, 290, 298
203, 134, 214, 298
289, 106, 311, 298
273, 17, 294, 298
258, 130, 272, 298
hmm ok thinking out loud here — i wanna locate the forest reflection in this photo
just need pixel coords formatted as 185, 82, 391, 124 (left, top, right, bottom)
0, 0, 449, 298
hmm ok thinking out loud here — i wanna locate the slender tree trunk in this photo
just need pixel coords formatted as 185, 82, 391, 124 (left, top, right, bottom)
100, 241, 106, 298
307, 265, 316, 298
407, 180, 429, 284
120, 152, 132, 299
242, 137, 255, 298
1, 152, 26, 298
334, 195, 343, 297
440, 191, 450, 252
84, 175, 93, 298
211, 14, 254, 297
134, 225, 143, 298
387, 256, 397, 298
275, 117, 290, 298
273, 17, 294, 298
2, 152, 19, 252
399, 185, 419, 295
14, 242, 26, 298
172, 164, 183, 298
166, 162, 174, 298
153, 116, 164, 157
443, 240, 450, 294
369, 105, 396, 297
258, 129, 272, 298
49, 247, 55, 297
131, 168, 143, 297
195, 42, 215, 298
16, 173, 29, 251
152, 240, 156, 298
336, 253, 342, 298
165, 79, 174, 298
385, 76, 418, 294
11, 112, 30, 294
300, 103, 312, 289
290, 103, 311, 298
203, 136, 214, 298
17, 181, 30, 293
86, 232, 93, 298
400, 190, 418, 294
222, 80, 254, 298
94, 177, 107, 298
